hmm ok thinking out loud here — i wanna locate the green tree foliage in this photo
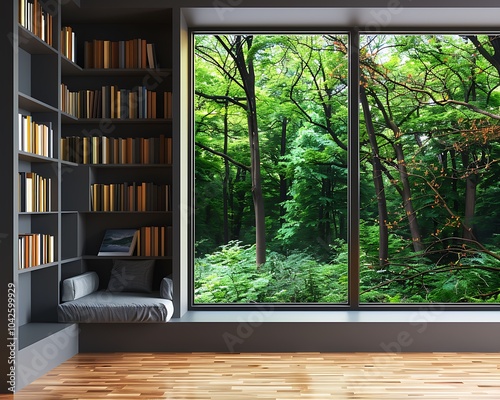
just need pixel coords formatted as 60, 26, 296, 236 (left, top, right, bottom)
194, 34, 500, 304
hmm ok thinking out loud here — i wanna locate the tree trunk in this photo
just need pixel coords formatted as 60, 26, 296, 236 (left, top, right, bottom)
360, 85, 389, 266
233, 35, 266, 266
319, 173, 332, 246
365, 86, 424, 253
461, 151, 478, 240
467, 35, 500, 78
393, 141, 424, 252
223, 98, 230, 244
247, 96, 266, 266
231, 168, 246, 241
279, 117, 288, 224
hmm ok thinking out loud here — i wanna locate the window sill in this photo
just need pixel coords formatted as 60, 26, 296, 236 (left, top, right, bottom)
173, 310, 500, 323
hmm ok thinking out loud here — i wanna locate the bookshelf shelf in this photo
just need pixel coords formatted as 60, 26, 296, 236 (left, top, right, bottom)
80, 211, 172, 214
61, 210, 79, 215
61, 55, 83, 75
17, 261, 58, 274
18, 25, 57, 55
61, 257, 82, 265
60, 159, 79, 167
61, 118, 172, 125
18, 151, 57, 163
18, 211, 58, 216
18, 93, 58, 113
80, 164, 172, 168
63, 67, 172, 77
83, 255, 172, 260
61, 111, 79, 124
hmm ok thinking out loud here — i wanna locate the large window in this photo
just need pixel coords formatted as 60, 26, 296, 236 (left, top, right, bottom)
193, 33, 500, 306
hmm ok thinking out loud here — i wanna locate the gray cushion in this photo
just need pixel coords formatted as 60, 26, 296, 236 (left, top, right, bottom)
58, 291, 174, 323
61, 271, 99, 302
160, 277, 174, 300
107, 259, 155, 293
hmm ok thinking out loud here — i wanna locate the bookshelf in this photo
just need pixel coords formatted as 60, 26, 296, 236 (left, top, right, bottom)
59, 5, 174, 297
0, 0, 177, 393
6, 1, 76, 393
16, 0, 60, 327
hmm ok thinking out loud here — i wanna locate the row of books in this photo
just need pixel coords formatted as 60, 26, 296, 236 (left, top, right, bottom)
18, 114, 54, 158
61, 135, 172, 165
18, 233, 55, 269
61, 26, 76, 62
61, 84, 172, 119
90, 182, 171, 212
136, 226, 172, 257
84, 39, 159, 69
18, 172, 52, 213
18, 0, 54, 46
97, 227, 171, 257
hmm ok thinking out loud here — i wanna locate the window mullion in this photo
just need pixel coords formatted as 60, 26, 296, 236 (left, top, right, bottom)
348, 29, 360, 309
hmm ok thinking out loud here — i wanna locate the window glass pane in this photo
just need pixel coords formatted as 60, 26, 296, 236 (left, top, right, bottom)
359, 34, 500, 303
194, 34, 349, 304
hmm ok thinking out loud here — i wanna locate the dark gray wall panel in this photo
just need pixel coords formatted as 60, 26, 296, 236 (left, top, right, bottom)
79, 320, 500, 353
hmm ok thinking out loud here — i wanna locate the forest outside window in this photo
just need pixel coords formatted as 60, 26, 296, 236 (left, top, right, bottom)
192, 32, 500, 306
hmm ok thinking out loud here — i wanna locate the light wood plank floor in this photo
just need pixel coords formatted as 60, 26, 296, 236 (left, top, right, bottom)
5, 352, 500, 399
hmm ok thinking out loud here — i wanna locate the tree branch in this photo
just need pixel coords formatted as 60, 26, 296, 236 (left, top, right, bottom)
195, 90, 247, 109
195, 141, 250, 172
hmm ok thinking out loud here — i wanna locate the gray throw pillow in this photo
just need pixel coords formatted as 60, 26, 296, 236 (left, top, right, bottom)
107, 259, 155, 293
62, 271, 99, 302
160, 277, 174, 300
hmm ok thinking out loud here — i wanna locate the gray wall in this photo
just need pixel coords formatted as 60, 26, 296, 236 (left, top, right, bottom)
0, 0, 18, 394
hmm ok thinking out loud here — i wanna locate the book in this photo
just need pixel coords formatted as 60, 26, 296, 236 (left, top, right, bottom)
146, 43, 157, 68
97, 229, 138, 256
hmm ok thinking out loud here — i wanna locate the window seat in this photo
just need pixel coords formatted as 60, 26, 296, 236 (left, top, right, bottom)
57, 270, 174, 323
58, 290, 174, 323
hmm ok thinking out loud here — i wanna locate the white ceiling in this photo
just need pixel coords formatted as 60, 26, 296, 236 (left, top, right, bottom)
182, 8, 500, 30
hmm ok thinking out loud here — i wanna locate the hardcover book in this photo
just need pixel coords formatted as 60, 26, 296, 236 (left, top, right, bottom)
97, 229, 138, 256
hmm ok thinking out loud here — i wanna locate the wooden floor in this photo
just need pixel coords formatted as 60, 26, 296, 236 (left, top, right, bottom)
5, 352, 500, 399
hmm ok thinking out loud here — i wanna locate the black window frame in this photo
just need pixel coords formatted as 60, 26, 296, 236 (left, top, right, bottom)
188, 28, 500, 312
